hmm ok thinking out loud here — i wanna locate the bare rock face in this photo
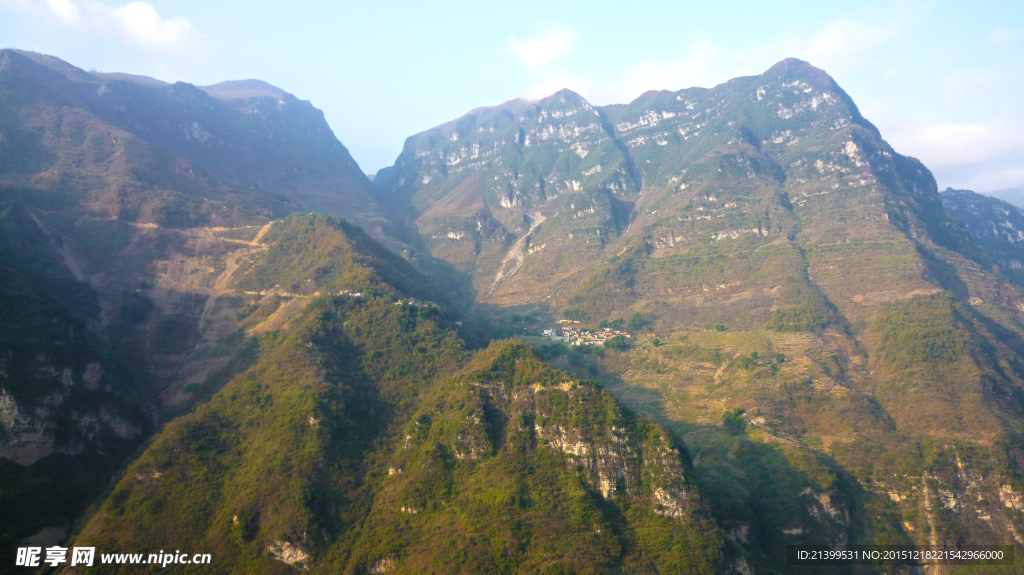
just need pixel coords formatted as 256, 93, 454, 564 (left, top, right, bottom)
393, 356, 707, 524
376, 90, 640, 302
0, 388, 54, 465
368, 557, 396, 573
479, 379, 699, 509
267, 540, 310, 568
801, 487, 851, 544
940, 188, 1024, 283
0, 381, 144, 466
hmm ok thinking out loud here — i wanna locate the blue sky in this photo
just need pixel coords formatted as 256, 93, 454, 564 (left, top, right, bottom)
2, 0, 1022, 191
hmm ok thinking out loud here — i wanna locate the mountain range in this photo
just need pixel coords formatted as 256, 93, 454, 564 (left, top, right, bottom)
2, 49, 1024, 574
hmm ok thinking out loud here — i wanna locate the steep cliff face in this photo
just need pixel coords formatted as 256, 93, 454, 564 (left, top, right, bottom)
376, 58, 1024, 571
0, 194, 148, 555
557, 58, 991, 336
376, 90, 641, 302
5, 47, 1024, 574
941, 188, 1024, 284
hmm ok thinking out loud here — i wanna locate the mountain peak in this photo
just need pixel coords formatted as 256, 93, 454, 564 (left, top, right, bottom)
765, 57, 831, 84
0, 48, 97, 84
200, 79, 288, 101
535, 88, 593, 110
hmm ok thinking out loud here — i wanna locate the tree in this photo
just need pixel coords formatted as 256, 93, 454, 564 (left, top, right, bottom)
628, 312, 649, 331
605, 336, 630, 350
722, 408, 746, 435
562, 308, 585, 321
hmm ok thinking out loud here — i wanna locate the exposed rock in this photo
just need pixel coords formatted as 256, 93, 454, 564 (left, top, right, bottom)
267, 540, 309, 568
470, 379, 700, 519
801, 487, 850, 544
1000, 485, 1024, 511
729, 555, 755, 575
82, 363, 104, 390
728, 524, 750, 543
0, 388, 54, 465
20, 526, 66, 548
368, 557, 396, 573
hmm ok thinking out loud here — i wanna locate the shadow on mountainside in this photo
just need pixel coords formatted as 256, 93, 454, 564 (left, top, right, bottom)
535, 341, 912, 575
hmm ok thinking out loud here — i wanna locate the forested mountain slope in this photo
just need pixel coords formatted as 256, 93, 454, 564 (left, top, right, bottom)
68, 215, 729, 574
0, 49, 392, 566
4, 47, 1024, 575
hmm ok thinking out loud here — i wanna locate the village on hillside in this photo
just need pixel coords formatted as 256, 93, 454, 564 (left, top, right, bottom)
542, 319, 632, 346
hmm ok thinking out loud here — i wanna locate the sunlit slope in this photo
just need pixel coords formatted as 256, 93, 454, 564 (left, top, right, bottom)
375, 90, 641, 302
558, 59, 985, 330
583, 61, 1024, 564
378, 57, 1024, 568
72, 216, 727, 574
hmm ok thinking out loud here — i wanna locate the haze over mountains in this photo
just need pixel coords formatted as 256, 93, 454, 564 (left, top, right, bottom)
989, 186, 1024, 210
2, 49, 1024, 574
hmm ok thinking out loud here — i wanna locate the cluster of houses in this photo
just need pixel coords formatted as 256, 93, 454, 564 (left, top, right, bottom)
542, 326, 632, 346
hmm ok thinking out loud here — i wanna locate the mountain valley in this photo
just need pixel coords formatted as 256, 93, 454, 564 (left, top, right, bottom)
1, 49, 1024, 574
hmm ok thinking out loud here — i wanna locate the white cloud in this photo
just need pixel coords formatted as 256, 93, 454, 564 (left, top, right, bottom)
44, 0, 81, 26
887, 122, 1024, 168
521, 39, 739, 105
92, 2, 196, 49
508, 27, 575, 71
0, 0, 198, 50
510, 13, 1020, 192
877, 116, 1024, 191
955, 167, 1024, 193
521, 17, 903, 106
990, 28, 1016, 44
596, 40, 728, 103
790, 19, 898, 73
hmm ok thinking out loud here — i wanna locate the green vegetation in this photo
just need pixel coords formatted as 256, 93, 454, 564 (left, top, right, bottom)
234, 213, 448, 305
74, 295, 464, 573
721, 408, 746, 435
599, 318, 626, 330
8, 50, 1024, 575
343, 340, 724, 574
561, 308, 586, 321
628, 312, 651, 331
770, 303, 829, 332
941, 189, 1024, 285
877, 292, 968, 369
69, 220, 725, 573
606, 335, 631, 350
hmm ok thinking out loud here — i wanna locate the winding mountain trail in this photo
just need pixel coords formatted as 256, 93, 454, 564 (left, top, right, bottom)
200, 220, 277, 335
210, 221, 276, 294
487, 211, 546, 296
